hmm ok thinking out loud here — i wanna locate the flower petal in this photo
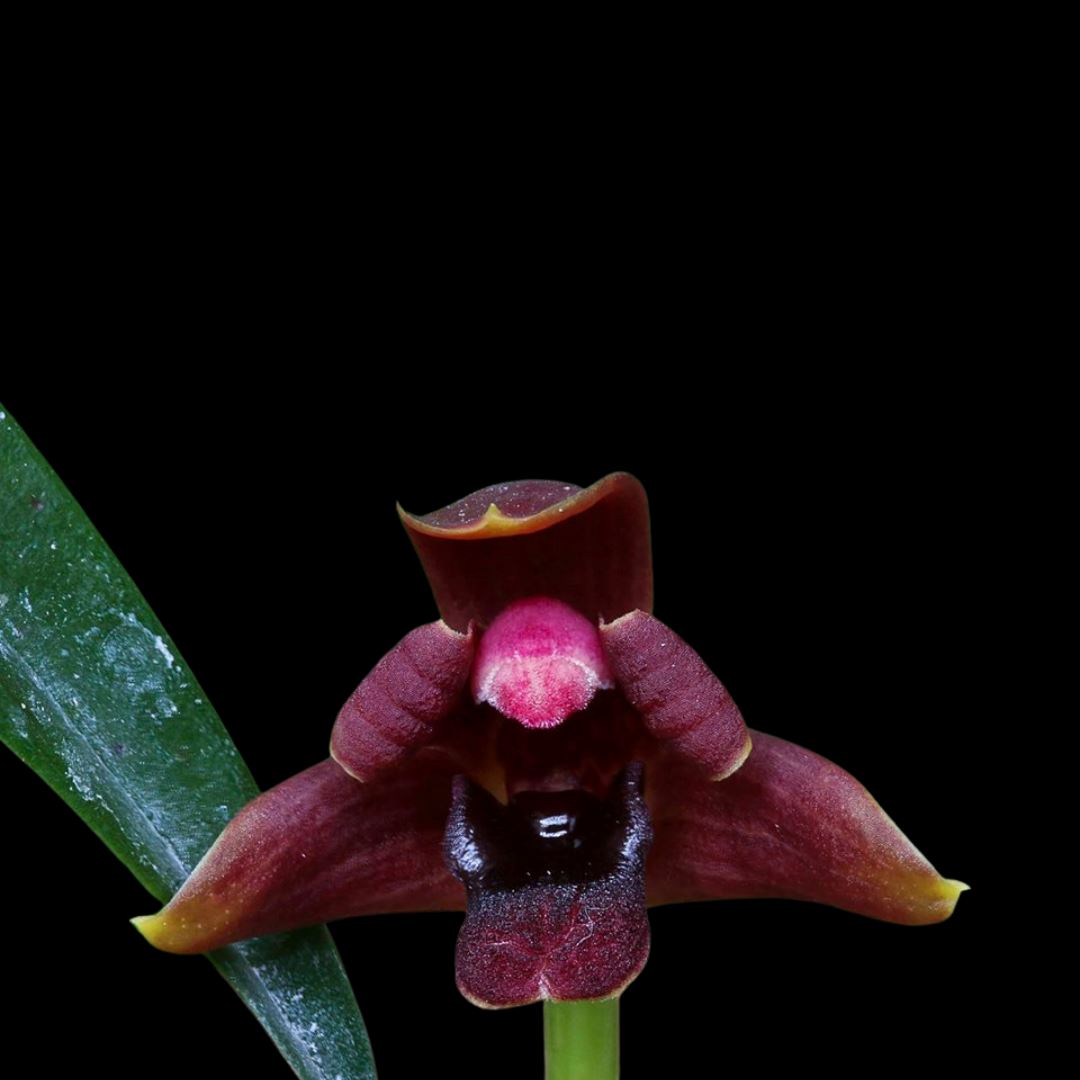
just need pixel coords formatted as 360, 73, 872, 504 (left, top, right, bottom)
330, 619, 474, 782
600, 610, 751, 779
133, 757, 464, 954
399, 473, 652, 631
445, 764, 652, 1008
645, 729, 967, 924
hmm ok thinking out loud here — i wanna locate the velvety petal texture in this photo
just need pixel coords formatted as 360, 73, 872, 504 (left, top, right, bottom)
399, 473, 653, 630
645, 730, 967, 924
601, 610, 751, 780
445, 765, 652, 1008
331, 619, 474, 781
134, 758, 464, 954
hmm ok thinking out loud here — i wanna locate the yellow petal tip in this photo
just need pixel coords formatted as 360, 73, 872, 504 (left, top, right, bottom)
925, 876, 969, 921
131, 911, 168, 947
130, 908, 217, 954
712, 730, 753, 782
944, 877, 971, 904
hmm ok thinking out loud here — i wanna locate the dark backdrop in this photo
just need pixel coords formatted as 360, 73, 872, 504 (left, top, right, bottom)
2, 385, 981, 1078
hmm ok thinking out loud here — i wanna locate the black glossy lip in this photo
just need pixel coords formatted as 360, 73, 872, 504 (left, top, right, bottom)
444, 763, 651, 893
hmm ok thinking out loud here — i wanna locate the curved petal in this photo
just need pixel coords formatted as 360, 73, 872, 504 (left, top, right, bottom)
331, 619, 474, 781
645, 730, 967, 925
445, 764, 652, 1008
399, 473, 652, 630
133, 756, 464, 954
601, 610, 751, 779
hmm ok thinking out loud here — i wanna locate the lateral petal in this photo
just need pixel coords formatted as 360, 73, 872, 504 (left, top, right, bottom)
133, 757, 464, 954
601, 610, 751, 780
399, 473, 652, 631
330, 619, 474, 782
645, 730, 967, 925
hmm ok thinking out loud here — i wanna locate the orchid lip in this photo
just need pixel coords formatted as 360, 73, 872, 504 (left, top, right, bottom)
445, 762, 653, 1008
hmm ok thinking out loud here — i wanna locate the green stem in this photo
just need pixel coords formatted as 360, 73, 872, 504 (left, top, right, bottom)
544, 998, 620, 1080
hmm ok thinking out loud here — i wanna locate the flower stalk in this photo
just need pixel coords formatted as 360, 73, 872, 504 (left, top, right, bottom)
544, 998, 620, 1080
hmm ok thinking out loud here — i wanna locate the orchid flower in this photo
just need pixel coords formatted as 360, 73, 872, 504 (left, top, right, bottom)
134, 473, 965, 1016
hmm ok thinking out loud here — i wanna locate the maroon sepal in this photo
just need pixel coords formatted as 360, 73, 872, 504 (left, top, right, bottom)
444, 764, 652, 1007
399, 473, 652, 630
331, 619, 474, 781
646, 730, 967, 924
132, 757, 464, 954
601, 610, 751, 779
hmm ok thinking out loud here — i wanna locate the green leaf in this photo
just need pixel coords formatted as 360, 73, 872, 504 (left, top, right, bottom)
0, 403, 375, 1080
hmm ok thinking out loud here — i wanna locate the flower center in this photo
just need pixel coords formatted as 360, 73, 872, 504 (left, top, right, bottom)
471, 596, 613, 729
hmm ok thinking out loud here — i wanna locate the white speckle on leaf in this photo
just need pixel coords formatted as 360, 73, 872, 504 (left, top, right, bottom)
102, 621, 167, 697
154, 635, 176, 669
66, 764, 96, 801
0, 594, 7, 608
49, 541, 57, 550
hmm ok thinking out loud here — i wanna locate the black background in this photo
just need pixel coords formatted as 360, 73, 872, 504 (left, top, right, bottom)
2, 382, 984, 1078
0, 13, 1017, 1068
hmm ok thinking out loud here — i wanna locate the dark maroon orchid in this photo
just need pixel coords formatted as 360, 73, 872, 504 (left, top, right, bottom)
134, 474, 965, 1008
